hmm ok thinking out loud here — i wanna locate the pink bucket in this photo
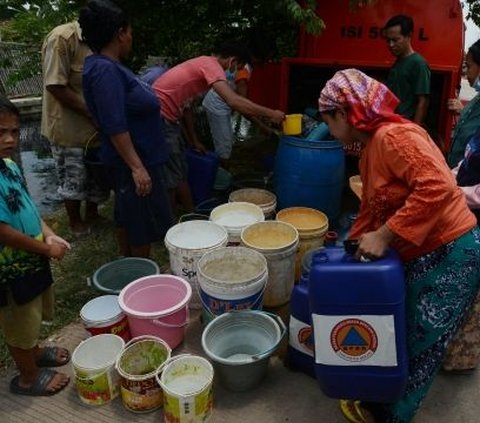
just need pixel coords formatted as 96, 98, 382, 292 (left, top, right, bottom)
118, 275, 192, 349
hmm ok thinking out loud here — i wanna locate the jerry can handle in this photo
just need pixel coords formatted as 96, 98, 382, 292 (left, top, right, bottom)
343, 239, 373, 262
343, 239, 359, 255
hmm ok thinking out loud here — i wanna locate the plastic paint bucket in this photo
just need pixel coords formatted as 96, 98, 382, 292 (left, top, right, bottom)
209, 202, 265, 245
72, 334, 125, 405
157, 355, 214, 423
118, 275, 192, 349
282, 114, 303, 135
91, 257, 160, 295
165, 221, 228, 309
201, 310, 286, 391
80, 295, 131, 342
241, 221, 299, 307
116, 336, 171, 413
276, 207, 329, 281
198, 247, 268, 323
228, 188, 277, 219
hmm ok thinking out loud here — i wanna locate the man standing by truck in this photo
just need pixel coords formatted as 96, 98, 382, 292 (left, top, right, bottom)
384, 15, 431, 127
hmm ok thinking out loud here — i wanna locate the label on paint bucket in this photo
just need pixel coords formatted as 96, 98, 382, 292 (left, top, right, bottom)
312, 314, 398, 366
289, 316, 314, 357
164, 384, 213, 423
200, 289, 263, 316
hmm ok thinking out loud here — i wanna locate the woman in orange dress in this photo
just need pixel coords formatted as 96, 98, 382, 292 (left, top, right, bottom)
318, 68, 480, 423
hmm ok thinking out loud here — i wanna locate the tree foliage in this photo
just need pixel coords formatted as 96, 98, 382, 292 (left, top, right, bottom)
10, 0, 474, 87
464, 0, 480, 26
0, 0, 326, 73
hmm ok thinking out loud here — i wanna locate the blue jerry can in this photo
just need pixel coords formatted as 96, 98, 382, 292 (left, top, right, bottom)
309, 247, 408, 402
287, 273, 315, 377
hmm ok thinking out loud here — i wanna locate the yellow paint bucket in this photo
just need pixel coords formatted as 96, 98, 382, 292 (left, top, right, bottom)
276, 207, 329, 281
157, 355, 214, 423
282, 114, 303, 135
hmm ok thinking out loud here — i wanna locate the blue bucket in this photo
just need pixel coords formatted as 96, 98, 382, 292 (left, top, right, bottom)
186, 149, 219, 205
274, 137, 345, 220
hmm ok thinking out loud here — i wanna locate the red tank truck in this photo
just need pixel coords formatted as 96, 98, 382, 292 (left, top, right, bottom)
248, 0, 464, 152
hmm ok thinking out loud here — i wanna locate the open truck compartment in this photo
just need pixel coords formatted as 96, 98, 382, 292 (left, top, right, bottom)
248, 0, 464, 151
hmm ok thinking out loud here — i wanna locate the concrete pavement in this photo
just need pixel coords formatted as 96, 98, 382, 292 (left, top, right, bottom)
0, 310, 478, 423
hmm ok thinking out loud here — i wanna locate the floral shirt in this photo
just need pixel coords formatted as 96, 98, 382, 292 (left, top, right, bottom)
0, 159, 45, 285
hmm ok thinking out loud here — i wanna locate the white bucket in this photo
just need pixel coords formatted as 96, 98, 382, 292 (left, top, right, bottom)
209, 202, 265, 245
157, 355, 214, 423
197, 247, 268, 323
72, 333, 125, 405
241, 221, 299, 307
165, 221, 228, 309
276, 207, 329, 281
229, 188, 277, 219
80, 295, 130, 341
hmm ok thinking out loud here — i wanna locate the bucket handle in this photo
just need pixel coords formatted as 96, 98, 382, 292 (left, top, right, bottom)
123, 334, 172, 351
178, 213, 209, 223
198, 280, 267, 319
249, 311, 287, 361
86, 276, 118, 294
150, 309, 190, 328
74, 367, 109, 381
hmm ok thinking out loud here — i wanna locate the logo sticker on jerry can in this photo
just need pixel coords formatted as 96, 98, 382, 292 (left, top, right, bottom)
312, 314, 398, 367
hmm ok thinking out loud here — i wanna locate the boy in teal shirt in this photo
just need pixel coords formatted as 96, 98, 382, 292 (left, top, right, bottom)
0, 97, 71, 396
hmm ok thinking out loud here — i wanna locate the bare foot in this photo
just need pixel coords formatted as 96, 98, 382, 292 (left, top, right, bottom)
35, 346, 70, 367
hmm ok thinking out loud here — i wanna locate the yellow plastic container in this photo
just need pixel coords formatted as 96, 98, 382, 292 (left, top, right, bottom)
282, 114, 303, 135
276, 207, 329, 281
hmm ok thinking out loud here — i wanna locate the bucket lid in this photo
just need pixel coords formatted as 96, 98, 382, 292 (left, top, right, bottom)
276, 207, 328, 232
165, 220, 228, 250
80, 295, 123, 325
210, 202, 265, 230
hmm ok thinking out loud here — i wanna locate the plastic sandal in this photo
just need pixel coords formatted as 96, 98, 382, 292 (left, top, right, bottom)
36, 346, 70, 367
340, 400, 367, 423
10, 368, 69, 396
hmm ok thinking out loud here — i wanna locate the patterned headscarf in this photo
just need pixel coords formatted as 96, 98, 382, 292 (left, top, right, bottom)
318, 68, 409, 132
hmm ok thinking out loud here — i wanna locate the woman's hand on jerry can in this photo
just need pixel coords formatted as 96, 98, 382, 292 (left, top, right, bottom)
355, 225, 395, 261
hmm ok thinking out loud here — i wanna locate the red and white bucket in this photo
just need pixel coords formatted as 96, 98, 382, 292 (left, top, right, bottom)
80, 295, 131, 342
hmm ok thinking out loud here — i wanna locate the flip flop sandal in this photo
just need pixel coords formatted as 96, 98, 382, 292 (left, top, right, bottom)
36, 346, 71, 367
10, 368, 69, 397
340, 399, 367, 423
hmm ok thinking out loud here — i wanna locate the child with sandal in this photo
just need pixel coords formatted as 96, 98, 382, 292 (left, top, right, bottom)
0, 96, 71, 396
